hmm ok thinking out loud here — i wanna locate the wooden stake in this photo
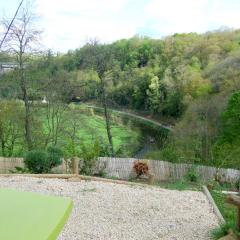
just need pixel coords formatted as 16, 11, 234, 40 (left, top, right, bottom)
72, 157, 79, 175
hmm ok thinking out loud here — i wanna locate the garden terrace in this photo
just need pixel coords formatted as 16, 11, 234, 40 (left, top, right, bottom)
0, 176, 219, 240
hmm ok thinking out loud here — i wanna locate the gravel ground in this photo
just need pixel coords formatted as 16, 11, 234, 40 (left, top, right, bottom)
0, 176, 219, 240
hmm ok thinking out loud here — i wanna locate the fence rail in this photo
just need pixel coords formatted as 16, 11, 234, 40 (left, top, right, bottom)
98, 157, 240, 183
0, 157, 239, 183
0, 158, 24, 173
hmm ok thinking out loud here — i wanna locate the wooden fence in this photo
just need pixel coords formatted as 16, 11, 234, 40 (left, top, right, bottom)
0, 157, 24, 174
0, 157, 239, 183
98, 157, 240, 183
0, 157, 68, 174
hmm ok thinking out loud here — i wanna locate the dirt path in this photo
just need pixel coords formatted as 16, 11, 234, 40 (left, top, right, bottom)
82, 104, 172, 131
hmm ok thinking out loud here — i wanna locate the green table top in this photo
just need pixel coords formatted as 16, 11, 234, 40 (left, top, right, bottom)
0, 188, 72, 240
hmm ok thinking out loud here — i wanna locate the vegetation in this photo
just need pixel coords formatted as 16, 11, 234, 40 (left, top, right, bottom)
185, 165, 200, 182
1, 2, 240, 169
79, 140, 105, 175
0, 103, 141, 158
145, 90, 240, 168
24, 146, 63, 173
156, 179, 202, 191
211, 190, 238, 239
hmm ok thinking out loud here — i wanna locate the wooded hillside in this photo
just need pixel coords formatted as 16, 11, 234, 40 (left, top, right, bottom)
1, 28, 240, 168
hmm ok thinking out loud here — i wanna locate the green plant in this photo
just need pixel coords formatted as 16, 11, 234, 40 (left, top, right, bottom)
235, 178, 240, 191
24, 147, 63, 173
79, 140, 101, 175
46, 146, 63, 169
95, 168, 107, 177
9, 166, 30, 174
185, 165, 199, 182
210, 190, 239, 239
212, 223, 234, 239
24, 150, 48, 173
157, 179, 201, 191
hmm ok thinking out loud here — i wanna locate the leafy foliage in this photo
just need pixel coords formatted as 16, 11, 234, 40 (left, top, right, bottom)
2, 29, 240, 168
46, 146, 63, 169
24, 150, 48, 173
211, 190, 238, 239
24, 147, 63, 173
185, 165, 199, 182
79, 140, 103, 175
213, 91, 240, 168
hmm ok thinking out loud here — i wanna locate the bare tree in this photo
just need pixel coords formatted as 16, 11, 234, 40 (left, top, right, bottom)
1, 3, 42, 150
99, 71, 115, 157
0, 0, 24, 49
95, 45, 115, 157
80, 41, 115, 156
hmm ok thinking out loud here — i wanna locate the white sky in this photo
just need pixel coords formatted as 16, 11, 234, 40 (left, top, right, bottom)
1, 0, 240, 52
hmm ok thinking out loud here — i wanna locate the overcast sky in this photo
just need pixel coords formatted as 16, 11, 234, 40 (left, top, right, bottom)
1, 0, 240, 52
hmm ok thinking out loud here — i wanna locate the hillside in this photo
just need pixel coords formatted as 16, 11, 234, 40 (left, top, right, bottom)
1, 29, 240, 167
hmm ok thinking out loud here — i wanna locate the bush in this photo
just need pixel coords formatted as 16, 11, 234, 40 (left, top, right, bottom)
24, 147, 63, 173
235, 178, 240, 191
185, 165, 199, 182
144, 146, 178, 163
24, 150, 48, 173
133, 160, 149, 177
47, 146, 63, 169
9, 166, 30, 174
79, 141, 101, 175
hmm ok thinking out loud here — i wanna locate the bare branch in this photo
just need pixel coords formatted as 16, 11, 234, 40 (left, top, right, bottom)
0, 0, 24, 49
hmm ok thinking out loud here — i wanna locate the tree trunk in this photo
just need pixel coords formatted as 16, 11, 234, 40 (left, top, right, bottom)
23, 89, 32, 150
100, 77, 114, 157
1, 140, 5, 157
19, 50, 32, 150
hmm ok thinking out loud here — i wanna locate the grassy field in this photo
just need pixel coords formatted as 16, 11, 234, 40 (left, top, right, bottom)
0, 103, 142, 157
67, 113, 141, 156
34, 105, 142, 157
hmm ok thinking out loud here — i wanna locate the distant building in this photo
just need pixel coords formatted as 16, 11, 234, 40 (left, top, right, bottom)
42, 96, 48, 104
0, 62, 19, 75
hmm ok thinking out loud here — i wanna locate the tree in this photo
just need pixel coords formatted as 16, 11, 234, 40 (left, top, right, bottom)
169, 93, 227, 165
146, 75, 161, 113
213, 91, 240, 168
79, 41, 115, 156
220, 91, 240, 143
1, 3, 42, 150
0, 0, 24, 49
63, 104, 82, 157
0, 101, 24, 156
98, 66, 115, 157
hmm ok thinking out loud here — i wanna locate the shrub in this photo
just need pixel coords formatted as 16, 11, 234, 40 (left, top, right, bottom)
144, 146, 178, 163
79, 141, 101, 175
185, 165, 199, 182
9, 166, 30, 174
235, 178, 240, 191
133, 160, 149, 177
24, 147, 63, 173
46, 146, 63, 169
212, 223, 234, 239
24, 150, 48, 173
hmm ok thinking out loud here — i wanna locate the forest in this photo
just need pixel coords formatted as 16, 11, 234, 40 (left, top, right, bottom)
1, 7, 240, 169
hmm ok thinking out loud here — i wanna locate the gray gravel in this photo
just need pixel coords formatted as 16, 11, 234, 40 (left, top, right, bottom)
0, 176, 219, 240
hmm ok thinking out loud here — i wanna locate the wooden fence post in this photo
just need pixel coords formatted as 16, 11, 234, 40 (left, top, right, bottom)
72, 157, 79, 175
